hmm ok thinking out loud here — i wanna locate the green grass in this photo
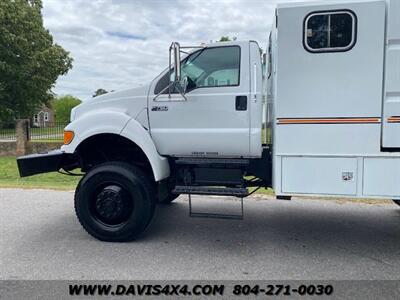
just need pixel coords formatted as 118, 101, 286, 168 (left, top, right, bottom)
0, 156, 80, 190
30, 139, 63, 143
261, 127, 272, 145
251, 187, 274, 196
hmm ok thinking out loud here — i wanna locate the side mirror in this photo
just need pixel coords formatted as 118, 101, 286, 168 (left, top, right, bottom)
180, 76, 188, 94
164, 41, 188, 101
170, 42, 181, 82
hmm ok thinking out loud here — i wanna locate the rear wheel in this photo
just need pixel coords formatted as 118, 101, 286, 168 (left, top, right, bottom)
393, 200, 400, 207
74, 162, 155, 242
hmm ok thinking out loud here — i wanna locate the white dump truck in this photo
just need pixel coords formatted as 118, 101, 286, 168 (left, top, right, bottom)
17, 0, 400, 241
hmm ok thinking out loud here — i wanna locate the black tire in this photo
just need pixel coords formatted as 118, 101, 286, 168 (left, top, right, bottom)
393, 200, 400, 207
74, 162, 155, 242
159, 193, 180, 205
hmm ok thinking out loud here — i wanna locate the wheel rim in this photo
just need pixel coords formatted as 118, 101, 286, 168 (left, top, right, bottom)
91, 183, 133, 227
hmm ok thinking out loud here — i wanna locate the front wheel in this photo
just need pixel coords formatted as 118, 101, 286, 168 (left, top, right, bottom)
393, 200, 400, 207
74, 162, 155, 242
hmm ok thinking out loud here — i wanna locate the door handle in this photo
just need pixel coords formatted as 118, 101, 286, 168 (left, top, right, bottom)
235, 96, 247, 111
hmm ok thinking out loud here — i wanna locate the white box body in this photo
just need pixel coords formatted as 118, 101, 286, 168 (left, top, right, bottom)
269, 0, 400, 199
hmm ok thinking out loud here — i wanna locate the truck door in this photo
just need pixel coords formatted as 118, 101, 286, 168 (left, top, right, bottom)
381, 0, 400, 148
148, 43, 251, 157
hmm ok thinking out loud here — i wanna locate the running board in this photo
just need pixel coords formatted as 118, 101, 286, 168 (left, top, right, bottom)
173, 186, 248, 197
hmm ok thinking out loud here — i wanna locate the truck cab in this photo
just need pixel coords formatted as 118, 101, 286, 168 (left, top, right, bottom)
148, 41, 263, 158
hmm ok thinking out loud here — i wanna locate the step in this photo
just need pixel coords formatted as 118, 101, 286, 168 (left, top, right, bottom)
175, 157, 249, 166
173, 185, 248, 197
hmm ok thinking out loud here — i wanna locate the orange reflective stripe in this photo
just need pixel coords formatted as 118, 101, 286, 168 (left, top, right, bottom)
277, 118, 381, 125
387, 117, 400, 123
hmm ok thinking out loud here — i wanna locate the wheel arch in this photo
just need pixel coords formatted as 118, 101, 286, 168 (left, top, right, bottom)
62, 114, 170, 181
120, 118, 170, 181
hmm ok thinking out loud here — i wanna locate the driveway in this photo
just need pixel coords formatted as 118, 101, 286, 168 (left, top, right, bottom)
1, 188, 399, 280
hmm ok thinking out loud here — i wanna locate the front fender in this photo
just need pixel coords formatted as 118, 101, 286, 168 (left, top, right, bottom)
61, 110, 170, 182
61, 110, 131, 153
120, 118, 170, 181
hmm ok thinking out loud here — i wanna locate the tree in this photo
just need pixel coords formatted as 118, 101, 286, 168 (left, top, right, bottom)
219, 36, 237, 42
92, 89, 108, 98
219, 36, 231, 42
0, 0, 73, 119
51, 95, 81, 123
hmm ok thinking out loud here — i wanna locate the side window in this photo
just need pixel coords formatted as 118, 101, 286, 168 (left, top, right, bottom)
304, 10, 356, 53
202, 69, 239, 87
184, 46, 240, 88
154, 46, 240, 94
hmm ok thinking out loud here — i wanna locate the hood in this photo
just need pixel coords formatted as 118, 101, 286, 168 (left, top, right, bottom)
71, 84, 151, 122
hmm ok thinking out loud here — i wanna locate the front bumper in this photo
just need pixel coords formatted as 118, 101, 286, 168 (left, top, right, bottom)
17, 150, 77, 177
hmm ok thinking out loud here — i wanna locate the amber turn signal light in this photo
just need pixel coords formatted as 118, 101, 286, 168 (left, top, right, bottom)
64, 131, 74, 145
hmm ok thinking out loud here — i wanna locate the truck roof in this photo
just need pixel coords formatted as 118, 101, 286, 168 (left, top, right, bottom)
182, 40, 255, 56
202, 40, 252, 48
277, 0, 384, 9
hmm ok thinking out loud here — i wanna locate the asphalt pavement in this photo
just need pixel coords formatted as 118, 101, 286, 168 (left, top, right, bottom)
1, 188, 400, 280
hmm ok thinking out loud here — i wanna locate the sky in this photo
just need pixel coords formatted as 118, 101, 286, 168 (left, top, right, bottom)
42, 0, 311, 100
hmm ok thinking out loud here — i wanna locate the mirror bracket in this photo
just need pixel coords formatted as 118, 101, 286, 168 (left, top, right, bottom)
153, 42, 206, 102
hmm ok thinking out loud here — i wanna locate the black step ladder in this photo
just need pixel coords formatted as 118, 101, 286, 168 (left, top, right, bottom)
172, 185, 247, 220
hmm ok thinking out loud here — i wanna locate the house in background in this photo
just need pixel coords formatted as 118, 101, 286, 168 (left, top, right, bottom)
33, 106, 55, 127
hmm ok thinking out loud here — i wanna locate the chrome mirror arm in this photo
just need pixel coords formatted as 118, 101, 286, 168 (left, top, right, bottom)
153, 82, 187, 102
153, 42, 206, 102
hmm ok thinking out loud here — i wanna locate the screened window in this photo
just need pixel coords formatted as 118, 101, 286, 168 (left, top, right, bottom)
154, 46, 240, 94
305, 11, 356, 52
